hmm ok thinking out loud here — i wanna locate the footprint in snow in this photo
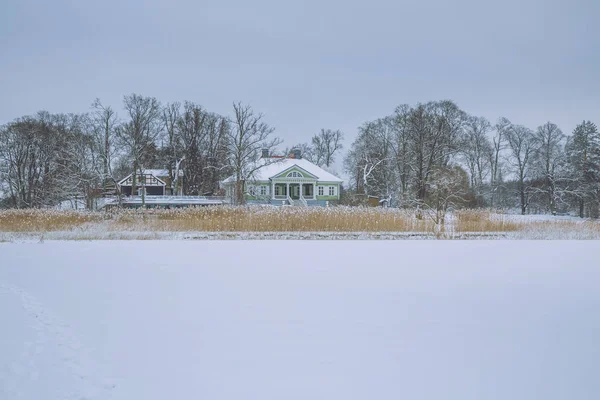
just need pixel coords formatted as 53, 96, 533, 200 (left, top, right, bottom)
0, 283, 117, 400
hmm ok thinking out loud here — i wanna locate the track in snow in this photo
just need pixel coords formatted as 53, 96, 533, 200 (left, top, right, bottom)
0, 283, 116, 400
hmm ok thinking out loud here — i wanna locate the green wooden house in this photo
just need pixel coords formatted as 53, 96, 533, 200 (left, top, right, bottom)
221, 150, 343, 206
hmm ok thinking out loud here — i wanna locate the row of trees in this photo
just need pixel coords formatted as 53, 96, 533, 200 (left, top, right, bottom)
0, 94, 345, 208
3, 95, 598, 217
343, 100, 600, 217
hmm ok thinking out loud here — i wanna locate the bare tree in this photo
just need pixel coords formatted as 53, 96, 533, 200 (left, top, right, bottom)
0, 112, 92, 208
63, 114, 98, 209
506, 124, 535, 214
289, 142, 315, 163
390, 106, 412, 201
532, 122, 565, 215
462, 116, 492, 196
228, 102, 281, 205
162, 102, 183, 194
312, 129, 344, 168
156, 102, 231, 196
424, 166, 470, 228
90, 99, 119, 195
344, 101, 467, 207
177, 101, 207, 195
0, 119, 31, 208
489, 118, 510, 207
407, 101, 467, 203
344, 120, 392, 198
202, 113, 231, 195
361, 153, 389, 196
116, 94, 162, 205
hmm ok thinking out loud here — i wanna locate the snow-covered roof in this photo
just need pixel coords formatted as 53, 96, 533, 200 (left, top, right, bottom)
222, 158, 343, 183
118, 169, 183, 186
143, 169, 183, 177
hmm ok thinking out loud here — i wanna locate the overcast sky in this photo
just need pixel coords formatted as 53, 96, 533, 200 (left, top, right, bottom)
2, 0, 599, 154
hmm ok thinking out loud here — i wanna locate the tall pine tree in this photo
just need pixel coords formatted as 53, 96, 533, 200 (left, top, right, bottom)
566, 121, 600, 217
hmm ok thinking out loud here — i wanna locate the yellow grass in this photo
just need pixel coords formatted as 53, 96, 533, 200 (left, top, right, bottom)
1, 207, 599, 239
454, 210, 522, 232
0, 207, 433, 233
0, 209, 103, 232
454, 210, 600, 238
108, 206, 435, 232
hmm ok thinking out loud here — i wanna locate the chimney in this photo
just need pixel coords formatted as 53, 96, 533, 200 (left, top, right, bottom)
292, 149, 302, 159
261, 148, 269, 158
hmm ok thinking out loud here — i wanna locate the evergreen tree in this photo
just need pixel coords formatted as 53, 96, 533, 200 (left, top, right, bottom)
565, 121, 600, 217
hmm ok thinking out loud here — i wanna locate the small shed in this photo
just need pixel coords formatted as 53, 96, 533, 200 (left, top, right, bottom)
367, 195, 380, 207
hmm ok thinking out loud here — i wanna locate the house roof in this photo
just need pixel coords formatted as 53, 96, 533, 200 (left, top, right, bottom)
118, 173, 167, 186
222, 158, 343, 183
143, 169, 183, 177
117, 169, 183, 185
271, 164, 319, 180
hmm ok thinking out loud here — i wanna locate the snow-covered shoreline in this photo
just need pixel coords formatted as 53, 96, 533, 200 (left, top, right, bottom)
3, 228, 600, 241
0, 230, 508, 242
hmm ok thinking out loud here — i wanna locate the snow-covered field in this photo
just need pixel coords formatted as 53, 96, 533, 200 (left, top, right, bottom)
1, 241, 600, 399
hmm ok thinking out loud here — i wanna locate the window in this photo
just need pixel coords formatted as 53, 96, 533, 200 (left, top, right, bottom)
329, 186, 335, 196
260, 185, 267, 196
318, 186, 324, 196
248, 186, 256, 196
287, 171, 302, 178
275, 186, 281, 196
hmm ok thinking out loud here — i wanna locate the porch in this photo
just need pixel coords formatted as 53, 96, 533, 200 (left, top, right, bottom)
272, 180, 316, 202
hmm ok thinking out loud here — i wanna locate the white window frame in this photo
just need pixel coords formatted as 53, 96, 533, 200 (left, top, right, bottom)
260, 185, 267, 196
328, 186, 335, 196
318, 186, 324, 196
248, 186, 256, 196
287, 171, 302, 178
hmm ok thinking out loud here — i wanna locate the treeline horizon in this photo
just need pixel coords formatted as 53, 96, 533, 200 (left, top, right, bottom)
1, 94, 599, 218
343, 100, 599, 218
0, 94, 343, 208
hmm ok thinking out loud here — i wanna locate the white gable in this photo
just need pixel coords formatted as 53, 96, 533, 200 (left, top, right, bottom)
118, 172, 166, 187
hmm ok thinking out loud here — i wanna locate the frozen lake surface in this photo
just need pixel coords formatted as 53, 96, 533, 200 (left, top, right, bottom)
1, 241, 599, 399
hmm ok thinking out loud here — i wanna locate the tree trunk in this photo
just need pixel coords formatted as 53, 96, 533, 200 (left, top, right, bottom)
417, 182, 427, 202
235, 180, 245, 205
131, 160, 138, 199
104, 123, 109, 179
139, 166, 146, 207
